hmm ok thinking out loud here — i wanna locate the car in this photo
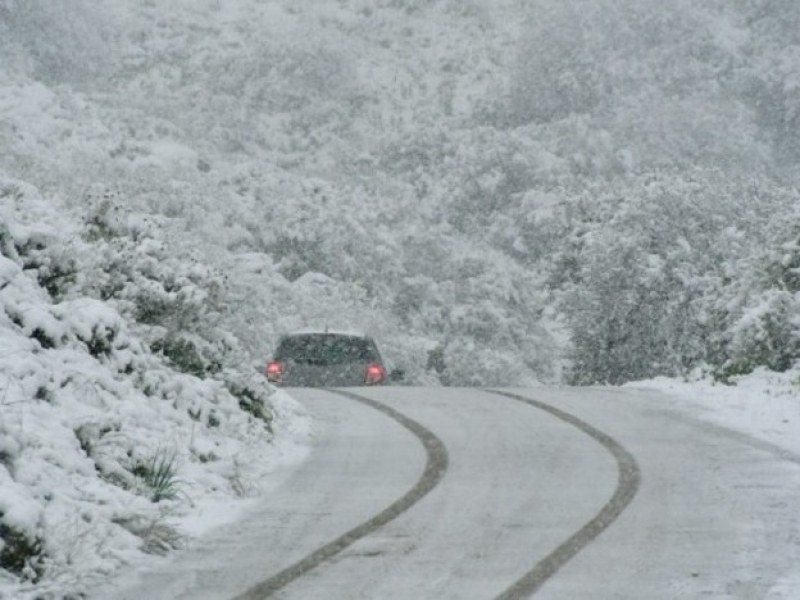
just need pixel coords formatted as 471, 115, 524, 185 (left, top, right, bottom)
264, 330, 402, 387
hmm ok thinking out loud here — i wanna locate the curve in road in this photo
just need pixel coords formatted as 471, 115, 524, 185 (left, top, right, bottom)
233, 389, 449, 600
486, 389, 641, 599
238, 388, 640, 599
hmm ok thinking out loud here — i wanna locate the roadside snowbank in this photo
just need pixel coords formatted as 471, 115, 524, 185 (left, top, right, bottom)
628, 368, 800, 598
627, 367, 800, 456
0, 183, 312, 600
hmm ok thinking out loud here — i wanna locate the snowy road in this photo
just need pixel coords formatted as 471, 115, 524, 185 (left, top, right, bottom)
98, 387, 800, 599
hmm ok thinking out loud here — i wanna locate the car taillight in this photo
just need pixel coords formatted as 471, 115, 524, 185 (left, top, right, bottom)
364, 363, 386, 385
265, 360, 283, 382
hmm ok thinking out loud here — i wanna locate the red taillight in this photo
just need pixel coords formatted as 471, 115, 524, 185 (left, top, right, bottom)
265, 360, 283, 382
364, 363, 386, 385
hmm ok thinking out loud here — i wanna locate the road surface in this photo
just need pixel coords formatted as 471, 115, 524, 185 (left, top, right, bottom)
95, 386, 800, 599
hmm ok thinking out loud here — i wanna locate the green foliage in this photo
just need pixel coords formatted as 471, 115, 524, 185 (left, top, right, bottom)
0, 212, 77, 301
225, 380, 273, 432
133, 293, 174, 325
30, 327, 56, 350
0, 522, 45, 582
74, 422, 119, 459
716, 292, 800, 381
83, 325, 116, 358
557, 173, 795, 384
764, 230, 800, 293
36, 261, 77, 301
151, 336, 216, 378
710, 218, 800, 381
131, 448, 185, 503
76, 199, 244, 386
268, 233, 328, 282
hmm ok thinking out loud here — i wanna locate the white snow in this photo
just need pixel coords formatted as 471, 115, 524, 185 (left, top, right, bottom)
628, 367, 800, 457
0, 191, 312, 599
1, 0, 800, 596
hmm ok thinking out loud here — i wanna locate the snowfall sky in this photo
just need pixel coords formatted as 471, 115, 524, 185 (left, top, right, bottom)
1, 0, 800, 597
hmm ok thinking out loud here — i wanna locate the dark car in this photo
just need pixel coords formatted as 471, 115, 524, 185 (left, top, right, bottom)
265, 331, 399, 387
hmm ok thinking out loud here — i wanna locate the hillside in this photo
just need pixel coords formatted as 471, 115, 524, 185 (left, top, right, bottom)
2, 0, 800, 593
0, 180, 310, 597
2, 0, 798, 384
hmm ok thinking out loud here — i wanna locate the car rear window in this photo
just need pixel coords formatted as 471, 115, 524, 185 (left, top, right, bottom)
275, 334, 380, 366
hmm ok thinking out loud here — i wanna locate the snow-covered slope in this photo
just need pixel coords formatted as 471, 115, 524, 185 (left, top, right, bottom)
3, 0, 796, 387
0, 181, 310, 598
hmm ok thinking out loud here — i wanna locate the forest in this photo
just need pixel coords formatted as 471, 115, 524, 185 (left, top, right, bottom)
1, 0, 798, 386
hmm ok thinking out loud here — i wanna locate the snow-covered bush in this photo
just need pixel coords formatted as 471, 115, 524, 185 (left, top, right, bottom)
556, 173, 794, 384
2, 0, 800, 403
0, 180, 299, 596
713, 222, 800, 381
130, 448, 185, 504
721, 291, 800, 379
69, 196, 255, 383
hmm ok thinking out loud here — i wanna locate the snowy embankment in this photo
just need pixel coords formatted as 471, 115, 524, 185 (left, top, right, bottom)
629, 369, 800, 597
0, 183, 311, 600
629, 368, 800, 457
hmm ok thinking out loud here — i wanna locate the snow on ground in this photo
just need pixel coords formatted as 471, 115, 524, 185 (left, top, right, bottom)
626, 368, 800, 599
0, 186, 312, 600
1, 1, 799, 596
628, 367, 800, 457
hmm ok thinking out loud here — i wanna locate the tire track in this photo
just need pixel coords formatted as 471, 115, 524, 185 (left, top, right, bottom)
232, 389, 449, 600
486, 390, 641, 599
